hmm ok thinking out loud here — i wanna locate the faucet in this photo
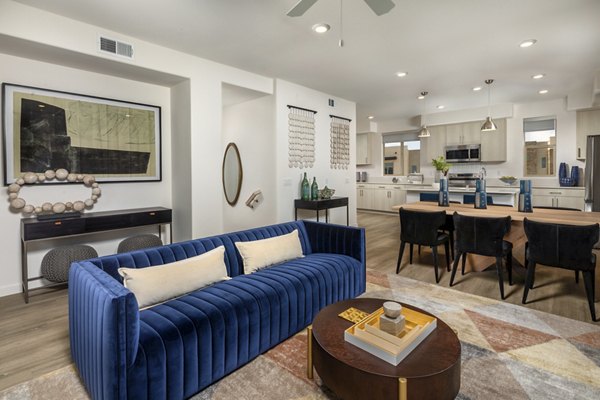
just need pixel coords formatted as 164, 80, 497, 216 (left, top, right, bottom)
480, 167, 487, 180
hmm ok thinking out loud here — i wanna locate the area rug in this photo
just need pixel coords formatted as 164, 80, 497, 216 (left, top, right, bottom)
2, 270, 600, 400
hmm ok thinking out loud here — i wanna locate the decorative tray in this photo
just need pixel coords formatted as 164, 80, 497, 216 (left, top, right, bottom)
344, 306, 437, 365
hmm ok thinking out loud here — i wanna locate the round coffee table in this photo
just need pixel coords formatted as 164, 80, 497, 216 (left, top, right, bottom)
309, 298, 461, 400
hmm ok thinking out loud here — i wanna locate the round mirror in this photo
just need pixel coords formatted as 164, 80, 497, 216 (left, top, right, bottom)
222, 143, 243, 206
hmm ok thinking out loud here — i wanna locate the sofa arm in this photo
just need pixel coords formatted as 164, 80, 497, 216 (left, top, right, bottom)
69, 261, 140, 400
302, 221, 365, 263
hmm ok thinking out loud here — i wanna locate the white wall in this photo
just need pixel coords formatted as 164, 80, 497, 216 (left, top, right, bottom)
0, 2, 357, 297
275, 80, 357, 226
0, 53, 172, 295
222, 94, 277, 232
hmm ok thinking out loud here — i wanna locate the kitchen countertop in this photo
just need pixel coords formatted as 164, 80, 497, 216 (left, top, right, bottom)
356, 182, 584, 191
406, 187, 520, 194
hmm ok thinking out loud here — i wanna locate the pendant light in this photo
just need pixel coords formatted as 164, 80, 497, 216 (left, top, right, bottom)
481, 79, 497, 131
418, 91, 430, 138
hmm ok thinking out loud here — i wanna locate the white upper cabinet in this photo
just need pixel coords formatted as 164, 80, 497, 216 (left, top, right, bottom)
445, 121, 482, 145
576, 109, 600, 160
356, 133, 372, 165
422, 125, 447, 161
481, 118, 507, 162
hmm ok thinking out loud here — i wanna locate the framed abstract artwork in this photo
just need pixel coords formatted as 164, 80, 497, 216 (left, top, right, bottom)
2, 83, 161, 185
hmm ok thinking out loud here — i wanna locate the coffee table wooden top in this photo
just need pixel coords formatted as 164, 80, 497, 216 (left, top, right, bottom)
312, 298, 461, 380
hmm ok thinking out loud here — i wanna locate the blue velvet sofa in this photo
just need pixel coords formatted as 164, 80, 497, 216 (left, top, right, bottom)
69, 220, 365, 399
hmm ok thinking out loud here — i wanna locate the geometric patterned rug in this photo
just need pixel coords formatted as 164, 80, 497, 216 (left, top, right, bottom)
2, 269, 600, 400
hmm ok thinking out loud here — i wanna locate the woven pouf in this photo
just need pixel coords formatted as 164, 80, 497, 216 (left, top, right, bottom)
117, 234, 163, 253
41, 245, 98, 283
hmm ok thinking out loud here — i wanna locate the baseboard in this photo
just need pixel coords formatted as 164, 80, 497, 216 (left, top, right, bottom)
0, 283, 21, 298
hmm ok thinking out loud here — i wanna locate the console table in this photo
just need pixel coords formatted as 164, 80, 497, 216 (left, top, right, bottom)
294, 197, 349, 225
21, 207, 172, 303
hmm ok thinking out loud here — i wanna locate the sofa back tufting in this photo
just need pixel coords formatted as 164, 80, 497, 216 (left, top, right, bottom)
87, 221, 311, 281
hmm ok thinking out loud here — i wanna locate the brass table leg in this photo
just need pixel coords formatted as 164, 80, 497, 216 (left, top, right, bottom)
307, 325, 313, 379
399, 377, 407, 400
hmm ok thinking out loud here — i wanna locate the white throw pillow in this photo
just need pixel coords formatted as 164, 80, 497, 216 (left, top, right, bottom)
235, 229, 304, 274
118, 245, 228, 309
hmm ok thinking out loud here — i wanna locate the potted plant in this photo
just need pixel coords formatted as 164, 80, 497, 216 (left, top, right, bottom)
431, 156, 451, 188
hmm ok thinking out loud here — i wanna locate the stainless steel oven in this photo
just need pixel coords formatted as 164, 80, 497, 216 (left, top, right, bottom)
445, 144, 481, 163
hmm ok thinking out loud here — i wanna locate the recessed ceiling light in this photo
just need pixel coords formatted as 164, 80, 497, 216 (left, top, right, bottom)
472, 86, 482, 91
519, 39, 537, 48
396, 71, 408, 78
312, 23, 330, 33
417, 95, 425, 100
532, 74, 545, 79
437, 105, 445, 109
368, 116, 374, 120
538, 89, 549, 94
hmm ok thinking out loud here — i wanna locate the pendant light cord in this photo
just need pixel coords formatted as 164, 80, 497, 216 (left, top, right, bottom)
339, 0, 344, 47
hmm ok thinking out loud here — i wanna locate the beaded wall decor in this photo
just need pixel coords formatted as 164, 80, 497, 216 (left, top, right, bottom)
330, 115, 351, 170
287, 105, 316, 168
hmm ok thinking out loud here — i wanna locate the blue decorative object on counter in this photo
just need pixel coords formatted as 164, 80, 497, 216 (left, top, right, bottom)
571, 166, 580, 186
474, 190, 487, 209
558, 163, 579, 186
438, 178, 449, 206
518, 179, 533, 212
520, 179, 532, 194
476, 178, 486, 193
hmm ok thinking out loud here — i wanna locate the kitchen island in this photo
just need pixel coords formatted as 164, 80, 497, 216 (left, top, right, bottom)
404, 186, 519, 206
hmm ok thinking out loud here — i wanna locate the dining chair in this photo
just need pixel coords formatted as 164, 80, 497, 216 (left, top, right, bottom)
419, 193, 456, 259
449, 213, 513, 299
397, 208, 451, 283
522, 218, 599, 321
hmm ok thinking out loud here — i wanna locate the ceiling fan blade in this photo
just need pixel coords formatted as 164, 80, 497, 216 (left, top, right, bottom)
363, 0, 395, 16
287, 0, 319, 17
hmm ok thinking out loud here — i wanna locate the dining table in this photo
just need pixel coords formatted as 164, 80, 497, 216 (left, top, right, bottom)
392, 202, 600, 287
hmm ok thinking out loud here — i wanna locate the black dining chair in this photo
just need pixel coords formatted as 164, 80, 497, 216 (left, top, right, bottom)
419, 192, 456, 259
449, 213, 513, 299
396, 208, 451, 283
522, 218, 599, 321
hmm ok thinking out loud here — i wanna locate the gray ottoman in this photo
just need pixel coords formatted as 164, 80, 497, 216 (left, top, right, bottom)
41, 245, 98, 283
117, 234, 163, 253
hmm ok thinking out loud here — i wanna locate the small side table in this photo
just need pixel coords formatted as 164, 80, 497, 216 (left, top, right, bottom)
294, 197, 349, 225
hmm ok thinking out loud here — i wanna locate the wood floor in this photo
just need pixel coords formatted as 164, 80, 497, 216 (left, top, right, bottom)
0, 211, 598, 391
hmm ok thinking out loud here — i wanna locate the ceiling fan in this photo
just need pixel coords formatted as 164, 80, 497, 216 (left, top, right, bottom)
287, 0, 395, 17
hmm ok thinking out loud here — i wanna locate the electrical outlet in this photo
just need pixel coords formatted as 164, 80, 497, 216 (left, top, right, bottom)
283, 178, 292, 186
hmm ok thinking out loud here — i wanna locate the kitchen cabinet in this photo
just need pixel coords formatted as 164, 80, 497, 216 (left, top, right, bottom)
445, 121, 481, 145
576, 109, 600, 160
357, 184, 374, 209
357, 184, 407, 212
422, 125, 447, 161
356, 133, 372, 165
480, 118, 507, 162
531, 188, 585, 210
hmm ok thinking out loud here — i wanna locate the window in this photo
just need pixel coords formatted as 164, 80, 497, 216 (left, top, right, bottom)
524, 117, 556, 176
382, 132, 420, 176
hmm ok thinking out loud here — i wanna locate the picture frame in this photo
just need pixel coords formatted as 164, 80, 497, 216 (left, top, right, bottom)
2, 83, 161, 185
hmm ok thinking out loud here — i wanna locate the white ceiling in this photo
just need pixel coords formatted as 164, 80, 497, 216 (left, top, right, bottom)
14, 0, 600, 124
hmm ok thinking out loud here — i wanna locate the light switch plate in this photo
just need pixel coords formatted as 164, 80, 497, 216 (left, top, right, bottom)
283, 178, 293, 186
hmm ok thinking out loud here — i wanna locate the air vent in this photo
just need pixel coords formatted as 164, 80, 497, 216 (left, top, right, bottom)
98, 35, 134, 59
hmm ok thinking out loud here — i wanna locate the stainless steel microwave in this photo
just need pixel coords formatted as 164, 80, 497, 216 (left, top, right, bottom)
445, 144, 481, 163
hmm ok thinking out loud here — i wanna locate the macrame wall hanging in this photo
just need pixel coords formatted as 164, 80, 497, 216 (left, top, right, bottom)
287, 105, 316, 168
329, 115, 351, 170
